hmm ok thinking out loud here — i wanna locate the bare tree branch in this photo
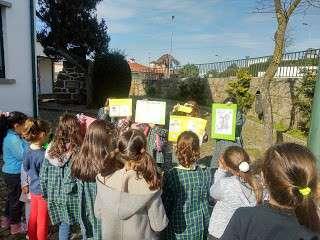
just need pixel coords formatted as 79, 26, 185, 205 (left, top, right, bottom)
287, 0, 302, 16
46, 47, 86, 72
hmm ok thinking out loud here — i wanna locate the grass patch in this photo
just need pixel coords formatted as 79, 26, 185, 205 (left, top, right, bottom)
286, 129, 307, 141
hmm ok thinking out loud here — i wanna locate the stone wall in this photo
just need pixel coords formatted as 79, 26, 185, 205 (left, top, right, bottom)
53, 62, 87, 104
130, 74, 301, 127
207, 76, 300, 127
243, 118, 306, 158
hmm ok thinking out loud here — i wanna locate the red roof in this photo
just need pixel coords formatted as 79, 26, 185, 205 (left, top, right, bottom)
128, 59, 165, 74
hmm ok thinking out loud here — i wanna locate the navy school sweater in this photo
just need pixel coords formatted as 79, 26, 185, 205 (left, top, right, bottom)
220, 203, 320, 240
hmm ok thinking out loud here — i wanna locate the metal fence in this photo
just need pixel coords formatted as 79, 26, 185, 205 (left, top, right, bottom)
189, 48, 320, 78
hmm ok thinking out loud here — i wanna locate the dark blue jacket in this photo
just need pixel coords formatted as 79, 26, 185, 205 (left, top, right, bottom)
23, 147, 45, 195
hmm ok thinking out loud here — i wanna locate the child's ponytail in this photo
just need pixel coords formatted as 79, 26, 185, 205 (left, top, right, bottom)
117, 129, 162, 190
22, 118, 50, 142
263, 143, 320, 233
133, 150, 161, 191
222, 146, 263, 204
295, 196, 320, 233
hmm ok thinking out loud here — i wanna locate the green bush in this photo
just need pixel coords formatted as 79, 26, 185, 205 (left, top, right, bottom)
144, 84, 157, 97
90, 51, 131, 107
178, 64, 199, 78
205, 69, 220, 78
226, 68, 254, 112
177, 77, 211, 106
295, 70, 317, 133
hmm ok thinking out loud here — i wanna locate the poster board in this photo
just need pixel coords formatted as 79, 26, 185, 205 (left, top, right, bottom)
135, 100, 166, 125
109, 98, 132, 117
168, 115, 207, 142
211, 103, 237, 141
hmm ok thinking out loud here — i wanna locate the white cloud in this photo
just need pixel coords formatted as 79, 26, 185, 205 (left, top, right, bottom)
176, 32, 263, 49
290, 38, 320, 51
97, 1, 136, 20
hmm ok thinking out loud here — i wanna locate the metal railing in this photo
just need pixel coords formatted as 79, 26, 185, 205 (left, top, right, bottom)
187, 48, 320, 78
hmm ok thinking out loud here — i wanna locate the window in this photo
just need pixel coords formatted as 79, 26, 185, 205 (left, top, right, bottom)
0, 9, 5, 78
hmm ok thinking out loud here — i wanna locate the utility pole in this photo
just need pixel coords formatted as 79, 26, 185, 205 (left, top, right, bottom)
308, 60, 320, 165
168, 15, 174, 77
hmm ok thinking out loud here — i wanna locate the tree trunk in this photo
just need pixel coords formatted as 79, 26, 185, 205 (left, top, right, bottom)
261, 15, 288, 148
86, 61, 94, 108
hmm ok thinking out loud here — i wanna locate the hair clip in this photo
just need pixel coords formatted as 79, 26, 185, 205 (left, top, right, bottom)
299, 187, 311, 197
140, 148, 146, 154
239, 161, 250, 173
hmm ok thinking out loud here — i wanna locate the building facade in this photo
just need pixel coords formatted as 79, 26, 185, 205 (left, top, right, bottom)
0, 0, 37, 116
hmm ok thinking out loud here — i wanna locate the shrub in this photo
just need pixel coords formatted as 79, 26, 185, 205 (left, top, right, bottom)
205, 69, 220, 78
177, 77, 211, 106
226, 68, 254, 112
295, 70, 317, 133
90, 51, 131, 107
178, 64, 199, 78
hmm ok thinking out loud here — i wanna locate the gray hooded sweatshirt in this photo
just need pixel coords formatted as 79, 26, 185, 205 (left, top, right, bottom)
95, 169, 168, 240
208, 168, 257, 238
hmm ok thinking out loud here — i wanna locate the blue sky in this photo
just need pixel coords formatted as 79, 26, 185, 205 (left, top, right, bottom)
97, 0, 320, 65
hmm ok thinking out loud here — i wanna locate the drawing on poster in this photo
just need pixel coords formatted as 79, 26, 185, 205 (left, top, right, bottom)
109, 99, 132, 117
215, 109, 233, 135
168, 116, 207, 142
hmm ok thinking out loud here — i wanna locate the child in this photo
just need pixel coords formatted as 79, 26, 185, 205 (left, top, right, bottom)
220, 143, 320, 240
162, 131, 213, 240
146, 123, 170, 172
20, 164, 31, 232
40, 114, 83, 240
71, 120, 117, 239
210, 97, 245, 168
0, 111, 28, 235
97, 98, 113, 123
23, 118, 51, 240
208, 146, 262, 239
170, 101, 208, 165
95, 129, 168, 240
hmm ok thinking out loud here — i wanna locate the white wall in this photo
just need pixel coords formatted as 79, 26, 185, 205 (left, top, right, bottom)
38, 58, 53, 94
0, 0, 36, 116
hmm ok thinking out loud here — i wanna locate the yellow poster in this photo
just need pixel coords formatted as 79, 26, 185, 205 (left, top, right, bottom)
109, 98, 132, 117
168, 115, 207, 142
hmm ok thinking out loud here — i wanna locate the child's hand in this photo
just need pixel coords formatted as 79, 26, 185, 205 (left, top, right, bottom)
21, 186, 29, 194
172, 104, 180, 112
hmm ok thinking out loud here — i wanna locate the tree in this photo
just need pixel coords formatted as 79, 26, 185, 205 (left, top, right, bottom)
178, 64, 199, 78
91, 50, 131, 107
255, 0, 319, 147
37, 0, 110, 71
226, 69, 254, 113
152, 54, 180, 77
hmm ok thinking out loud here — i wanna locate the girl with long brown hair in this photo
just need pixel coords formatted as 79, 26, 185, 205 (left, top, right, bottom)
220, 143, 320, 240
40, 114, 83, 240
208, 146, 262, 240
71, 120, 118, 240
95, 129, 168, 240
162, 131, 213, 240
